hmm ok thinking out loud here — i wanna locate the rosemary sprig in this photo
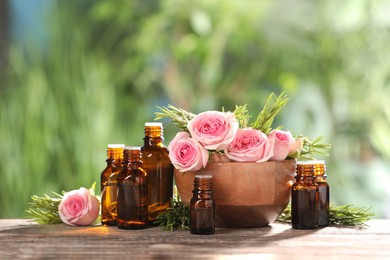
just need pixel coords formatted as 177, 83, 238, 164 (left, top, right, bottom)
233, 104, 250, 128
297, 135, 332, 160
25, 192, 64, 224
154, 196, 190, 231
250, 92, 289, 134
277, 204, 375, 226
154, 105, 196, 132
329, 204, 375, 226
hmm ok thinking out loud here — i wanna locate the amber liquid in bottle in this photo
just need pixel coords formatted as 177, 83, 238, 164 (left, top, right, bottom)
292, 162, 319, 229
101, 144, 125, 226
314, 161, 330, 227
190, 175, 215, 235
117, 147, 148, 229
141, 122, 173, 224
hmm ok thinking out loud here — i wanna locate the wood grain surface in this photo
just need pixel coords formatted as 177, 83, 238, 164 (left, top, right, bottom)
1, 219, 390, 259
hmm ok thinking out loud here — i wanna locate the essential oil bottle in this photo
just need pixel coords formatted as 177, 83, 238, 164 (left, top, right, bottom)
190, 175, 215, 235
291, 161, 319, 229
313, 160, 330, 227
117, 146, 149, 229
141, 122, 174, 224
100, 144, 125, 226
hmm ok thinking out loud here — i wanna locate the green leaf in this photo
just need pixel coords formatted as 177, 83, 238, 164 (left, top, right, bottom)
250, 92, 289, 134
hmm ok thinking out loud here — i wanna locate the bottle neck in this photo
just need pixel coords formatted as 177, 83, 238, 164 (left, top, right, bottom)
144, 126, 164, 147
106, 147, 124, 168
112, 158, 123, 168
107, 147, 124, 161
106, 158, 114, 166
296, 163, 314, 176
315, 175, 327, 183
143, 136, 163, 147
295, 175, 316, 185
192, 176, 213, 200
123, 148, 143, 166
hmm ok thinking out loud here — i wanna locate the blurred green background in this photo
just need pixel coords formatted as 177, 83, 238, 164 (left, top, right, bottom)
1, 0, 389, 218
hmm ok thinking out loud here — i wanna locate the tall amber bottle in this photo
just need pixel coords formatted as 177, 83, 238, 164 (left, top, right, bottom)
314, 160, 330, 227
190, 175, 215, 235
141, 122, 174, 224
100, 144, 125, 226
291, 161, 319, 229
117, 146, 149, 229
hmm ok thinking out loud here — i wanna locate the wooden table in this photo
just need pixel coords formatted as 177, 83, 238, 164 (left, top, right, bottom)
1, 219, 390, 259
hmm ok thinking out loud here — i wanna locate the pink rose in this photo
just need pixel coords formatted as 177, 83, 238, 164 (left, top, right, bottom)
224, 128, 274, 163
58, 187, 100, 226
269, 130, 302, 160
187, 111, 239, 150
168, 132, 209, 172
268, 130, 293, 161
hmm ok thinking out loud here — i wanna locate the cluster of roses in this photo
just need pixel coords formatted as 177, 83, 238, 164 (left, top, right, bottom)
168, 111, 302, 172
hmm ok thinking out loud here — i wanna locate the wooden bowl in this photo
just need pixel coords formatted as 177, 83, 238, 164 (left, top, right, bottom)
174, 160, 296, 228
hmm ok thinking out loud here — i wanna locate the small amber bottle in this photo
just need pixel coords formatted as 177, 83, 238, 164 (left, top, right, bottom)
291, 161, 319, 229
313, 160, 330, 227
141, 122, 174, 224
117, 146, 149, 229
100, 144, 125, 226
190, 175, 215, 235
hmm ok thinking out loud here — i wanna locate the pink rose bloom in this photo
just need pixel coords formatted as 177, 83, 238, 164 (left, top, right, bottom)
268, 130, 301, 160
58, 187, 100, 226
187, 111, 239, 150
168, 132, 209, 172
224, 128, 274, 163
268, 130, 294, 161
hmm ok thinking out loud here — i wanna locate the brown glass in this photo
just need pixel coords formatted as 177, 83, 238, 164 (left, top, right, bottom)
117, 147, 148, 229
100, 145, 124, 226
190, 175, 215, 235
314, 162, 330, 227
291, 163, 319, 229
141, 123, 173, 224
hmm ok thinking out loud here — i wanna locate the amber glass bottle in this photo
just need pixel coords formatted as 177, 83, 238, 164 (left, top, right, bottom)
190, 175, 215, 235
117, 146, 148, 229
141, 122, 173, 224
291, 162, 319, 229
314, 161, 330, 227
100, 144, 125, 226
